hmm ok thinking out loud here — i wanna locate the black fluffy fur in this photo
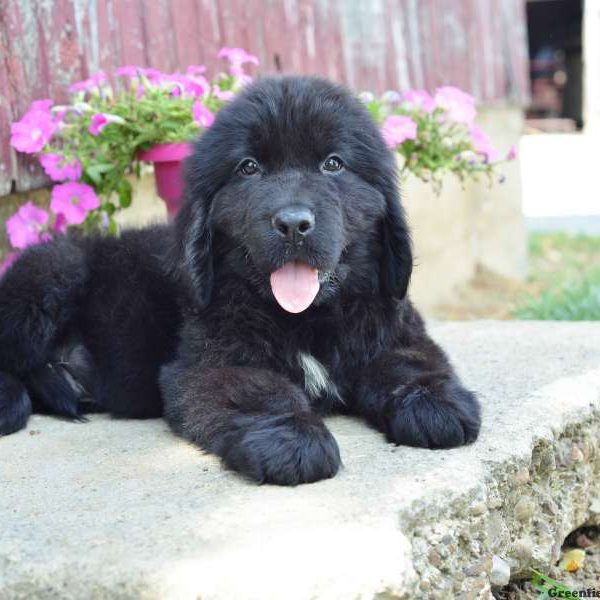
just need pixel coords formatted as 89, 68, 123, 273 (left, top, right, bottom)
0, 76, 481, 485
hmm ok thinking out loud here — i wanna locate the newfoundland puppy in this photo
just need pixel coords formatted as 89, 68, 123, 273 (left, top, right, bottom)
0, 76, 480, 485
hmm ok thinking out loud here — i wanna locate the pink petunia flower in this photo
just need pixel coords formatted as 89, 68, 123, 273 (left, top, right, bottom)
184, 74, 210, 97
88, 112, 124, 136
402, 89, 435, 113
434, 86, 477, 123
10, 109, 57, 154
40, 153, 82, 182
469, 125, 498, 162
166, 73, 209, 98
29, 99, 54, 112
0, 252, 19, 277
228, 63, 253, 86
6, 202, 49, 249
506, 144, 517, 161
187, 65, 207, 76
89, 114, 108, 136
193, 101, 215, 128
218, 47, 258, 86
50, 183, 100, 225
212, 84, 235, 102
69, 71, 108, 94
381, 115, 418, 149
217, 47, 259, 67
115, 65, 140, 77
139, 68, 163, 84
53, 212, 68, 234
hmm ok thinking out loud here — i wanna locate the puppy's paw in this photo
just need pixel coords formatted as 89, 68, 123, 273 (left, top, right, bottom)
217, 412, 341, 485
0, 372, 32, 436
382, 383, 480, 449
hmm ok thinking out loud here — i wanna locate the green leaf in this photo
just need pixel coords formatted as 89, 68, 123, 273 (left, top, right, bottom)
102, 202, 116, 216
117, 179, 133, 209
86, 163, 115, 185
107, 217, 119, 236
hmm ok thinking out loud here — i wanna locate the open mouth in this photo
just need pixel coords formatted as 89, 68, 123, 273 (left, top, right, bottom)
269, 261, 320, 313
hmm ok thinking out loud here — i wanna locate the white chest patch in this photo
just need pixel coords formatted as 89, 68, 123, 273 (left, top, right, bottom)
297, 352, 342, 402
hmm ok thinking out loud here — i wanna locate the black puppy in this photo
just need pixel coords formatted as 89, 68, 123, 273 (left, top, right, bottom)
0, 76, 480, 485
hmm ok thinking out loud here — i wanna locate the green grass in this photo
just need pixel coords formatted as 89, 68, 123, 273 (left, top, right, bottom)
514, 232, 600, 320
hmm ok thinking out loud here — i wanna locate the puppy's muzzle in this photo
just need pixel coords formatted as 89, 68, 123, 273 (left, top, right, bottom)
271, 206, 315, 245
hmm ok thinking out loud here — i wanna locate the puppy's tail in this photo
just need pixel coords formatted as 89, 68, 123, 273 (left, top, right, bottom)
0, 372, 31, 435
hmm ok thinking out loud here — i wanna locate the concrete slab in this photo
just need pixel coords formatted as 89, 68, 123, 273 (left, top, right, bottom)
1, 321, 599, 599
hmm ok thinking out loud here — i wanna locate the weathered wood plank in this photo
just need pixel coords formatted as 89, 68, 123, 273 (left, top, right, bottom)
168, 0, 203, 68
2, 0, 48, 192
193, 0, 223, 69
142, 0, 178, 71
0, 0, 530, 195
0, 4, 15, 195
112, 0, 146, 68
96, 0, 122, 74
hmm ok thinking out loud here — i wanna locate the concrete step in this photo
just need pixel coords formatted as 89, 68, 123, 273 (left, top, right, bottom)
1, 321, 599, 599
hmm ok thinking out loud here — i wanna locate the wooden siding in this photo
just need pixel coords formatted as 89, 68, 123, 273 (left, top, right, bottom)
0, 0, 529, 195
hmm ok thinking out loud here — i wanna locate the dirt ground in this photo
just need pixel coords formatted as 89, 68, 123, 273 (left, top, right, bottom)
429, 266, 530, 320
430, 232, 600, 321
496, 526, 600, 598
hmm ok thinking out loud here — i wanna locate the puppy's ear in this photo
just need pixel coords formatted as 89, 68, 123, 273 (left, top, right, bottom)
167, 119, 239, 308
378, 168, 413, 300
168, 182, 214, 309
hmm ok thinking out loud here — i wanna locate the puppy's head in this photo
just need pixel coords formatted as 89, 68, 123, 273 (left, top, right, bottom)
173, 76, 412, 312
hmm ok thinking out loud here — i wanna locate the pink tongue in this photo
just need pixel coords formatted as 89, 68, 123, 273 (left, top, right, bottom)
270, 262, 320, 313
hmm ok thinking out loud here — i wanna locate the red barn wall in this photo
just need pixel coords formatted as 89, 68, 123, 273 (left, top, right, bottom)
0, 0, 529, 195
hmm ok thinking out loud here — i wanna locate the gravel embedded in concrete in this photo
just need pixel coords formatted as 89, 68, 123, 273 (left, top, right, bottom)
1, 321, 599, 599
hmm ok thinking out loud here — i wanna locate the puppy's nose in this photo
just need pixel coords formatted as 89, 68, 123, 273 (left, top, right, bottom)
272, 207, 315, 244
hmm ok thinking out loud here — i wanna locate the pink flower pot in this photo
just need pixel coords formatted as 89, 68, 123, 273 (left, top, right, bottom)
138, 143, 193, 216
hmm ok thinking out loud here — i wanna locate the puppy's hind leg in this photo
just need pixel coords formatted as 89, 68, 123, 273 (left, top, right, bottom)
27, 338, 99, 417
0, 238, 89, 434
0, 372, 32, 435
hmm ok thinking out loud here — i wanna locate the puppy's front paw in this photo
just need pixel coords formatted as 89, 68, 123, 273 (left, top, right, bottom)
217, 412, 341, 485
382, 383, 481, 449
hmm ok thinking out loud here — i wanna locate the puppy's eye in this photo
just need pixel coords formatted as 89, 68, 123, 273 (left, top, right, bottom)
237, 158, 260, 177
321, 155, 344, 173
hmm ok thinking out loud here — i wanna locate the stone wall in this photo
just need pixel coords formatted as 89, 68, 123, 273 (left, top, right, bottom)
405, 105, 527, 312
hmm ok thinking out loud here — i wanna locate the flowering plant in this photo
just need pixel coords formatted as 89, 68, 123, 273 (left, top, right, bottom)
3, 56, 514, 275
360, 86, 516, 193
2, 48, 258, 273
